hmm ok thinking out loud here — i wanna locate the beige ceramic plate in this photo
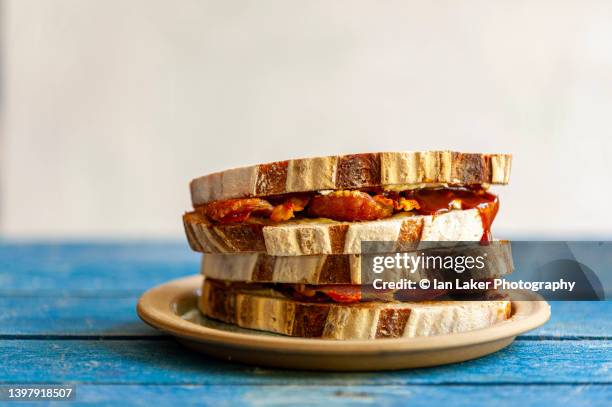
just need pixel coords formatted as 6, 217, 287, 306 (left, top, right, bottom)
137, 275, 550, 371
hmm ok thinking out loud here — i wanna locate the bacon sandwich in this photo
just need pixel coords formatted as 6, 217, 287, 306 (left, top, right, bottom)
183, 151, 513, 339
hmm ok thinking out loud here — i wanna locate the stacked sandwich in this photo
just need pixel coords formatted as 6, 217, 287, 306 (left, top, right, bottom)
183, 151, 513, 340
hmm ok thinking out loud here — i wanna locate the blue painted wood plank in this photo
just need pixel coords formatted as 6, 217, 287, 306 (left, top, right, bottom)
0, 297, 608, 338
533, 301, 612, 338
0, 297, 160, 336
0, 340, 609, 384
0, 242, 199, 294
9, 384, 610, 407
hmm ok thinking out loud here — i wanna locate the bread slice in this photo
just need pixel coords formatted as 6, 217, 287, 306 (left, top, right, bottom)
199, 280, 511, 339
201, 242, 513, 284
190, 151, 512, 205
184, 208, 488, 256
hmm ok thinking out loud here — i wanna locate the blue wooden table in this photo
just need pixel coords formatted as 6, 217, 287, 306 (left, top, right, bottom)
0, 243, 610, 406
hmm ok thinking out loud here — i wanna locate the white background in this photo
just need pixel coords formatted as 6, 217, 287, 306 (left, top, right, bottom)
2, 0, 612, 239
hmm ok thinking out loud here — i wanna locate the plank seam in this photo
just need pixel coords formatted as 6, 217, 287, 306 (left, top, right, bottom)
0, 335, 167, 340
0, 335, 609, 341
0, 382, 609, 386
515, 335, 612, 341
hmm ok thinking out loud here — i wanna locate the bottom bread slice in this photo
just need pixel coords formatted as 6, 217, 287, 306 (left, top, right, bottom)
199, 280, 512, 340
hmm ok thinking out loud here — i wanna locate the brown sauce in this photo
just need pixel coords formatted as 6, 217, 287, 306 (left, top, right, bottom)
405, 188, 499, 242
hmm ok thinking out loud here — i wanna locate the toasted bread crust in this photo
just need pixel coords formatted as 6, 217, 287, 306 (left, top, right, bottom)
190, 151, 512, 205
184, 208, 487, 255
201, 242, 513, 284
199, 280, 512, 339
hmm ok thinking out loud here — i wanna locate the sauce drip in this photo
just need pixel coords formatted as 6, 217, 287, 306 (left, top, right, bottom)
404, 188, 499, 242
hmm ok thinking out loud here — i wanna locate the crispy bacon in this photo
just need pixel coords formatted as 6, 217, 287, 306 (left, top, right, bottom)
307, 190, 394, 221
395, 197, 420, 212
303, 285, 444, 303
196, 187, 497, 226
202, 198, 273, 223
313, 285, 362, 303
270, 196, 310, 222
373, 194, 394, 208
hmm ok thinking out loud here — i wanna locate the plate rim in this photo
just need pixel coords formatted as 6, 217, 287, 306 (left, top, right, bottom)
137, 275, 551, 354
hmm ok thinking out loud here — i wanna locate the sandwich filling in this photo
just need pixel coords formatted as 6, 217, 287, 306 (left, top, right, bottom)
188, 187, 499, 242
205, 278, 508, 304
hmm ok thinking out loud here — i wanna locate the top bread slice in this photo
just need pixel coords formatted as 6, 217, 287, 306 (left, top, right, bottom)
190, 151, 512, 205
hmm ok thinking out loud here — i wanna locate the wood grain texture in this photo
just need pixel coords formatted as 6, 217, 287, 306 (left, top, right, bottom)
0, 297, 160, 336
0, 242, 198, 294
42, 384, 612, 407
190, 151, 512, 205
0, 340, 609, 384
